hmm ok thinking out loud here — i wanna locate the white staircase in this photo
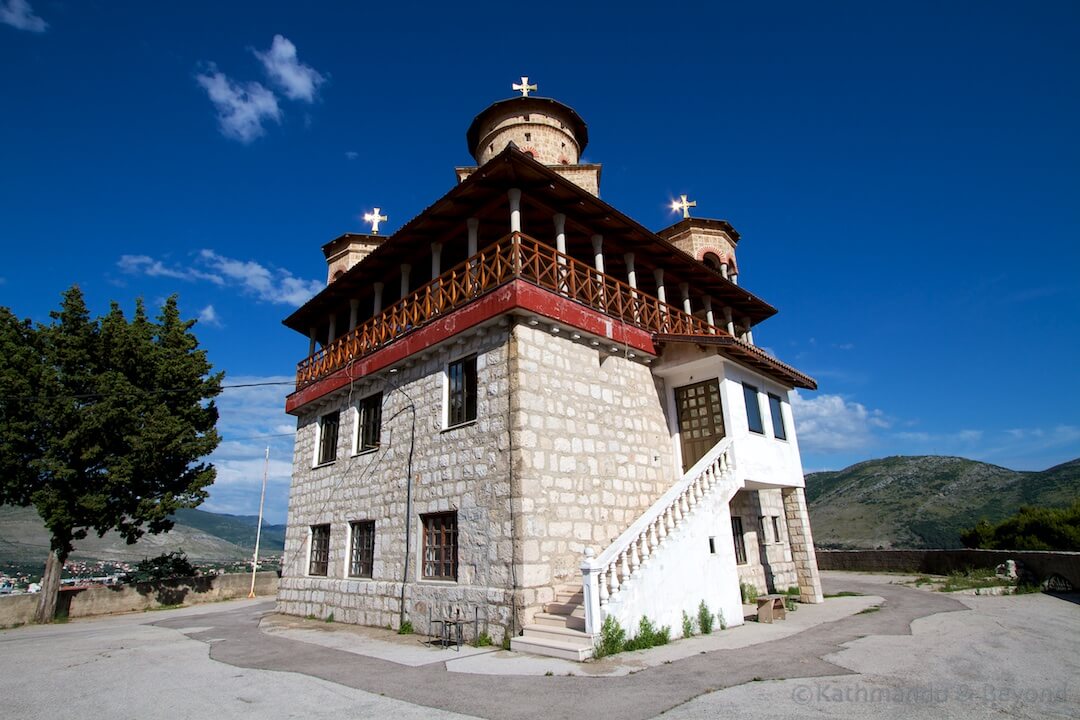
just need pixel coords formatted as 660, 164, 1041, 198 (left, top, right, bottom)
511, 584, 594, 661
512, 439, 740, 662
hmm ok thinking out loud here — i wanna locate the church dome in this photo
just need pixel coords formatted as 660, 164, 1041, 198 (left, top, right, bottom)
466, 96, 589, 167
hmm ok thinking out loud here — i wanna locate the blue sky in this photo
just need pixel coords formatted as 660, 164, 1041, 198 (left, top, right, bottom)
2, 2, 1077, 523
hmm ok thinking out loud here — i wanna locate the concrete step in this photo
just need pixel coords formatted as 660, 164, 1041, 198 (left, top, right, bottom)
554, 590, 583, 604
520, 623, 593, 645
533, 611, 586, 631
512, 631, 593, 661
544, 600, 584, 615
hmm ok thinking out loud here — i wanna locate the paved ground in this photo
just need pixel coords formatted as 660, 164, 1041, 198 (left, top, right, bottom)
0, 572, 1076, 719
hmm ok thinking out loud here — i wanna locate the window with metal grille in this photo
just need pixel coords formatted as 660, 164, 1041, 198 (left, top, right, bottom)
768, 393, 787, 440
349, 520, 375, 578
447, 355, 477, 427
309, 524, 330, 576
731, 516, 747, 564
317, 410, 340, 464
742, 383, 764, 434
357, 393, 382, 453
422, 512, 458, 581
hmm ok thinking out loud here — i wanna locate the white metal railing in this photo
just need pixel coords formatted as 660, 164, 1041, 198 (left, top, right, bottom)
580, 438, 735, 634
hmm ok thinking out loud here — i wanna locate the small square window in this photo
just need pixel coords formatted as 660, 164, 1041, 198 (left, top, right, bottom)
422, 512, 458, 581
349, 521, 375, 578
768, 393, 787, 440
524, 132, 531, 142
743, 383, 764, 434
309, 524, 330, 576
317, 411, 340, 464
447, 355, 477, 427
357, 393, 382, 453
731, 516, 747, 564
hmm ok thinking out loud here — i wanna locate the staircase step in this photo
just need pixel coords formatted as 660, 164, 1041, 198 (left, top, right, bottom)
554, 590, 583, 604
512, 631, 593, 661
533, 611, 586, 631
520, 623, 592, 645
544, 600, 584, 615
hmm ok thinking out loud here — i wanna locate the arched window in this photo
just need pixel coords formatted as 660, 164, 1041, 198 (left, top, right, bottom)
333, 269, 344, 281
702, 252, 723, 272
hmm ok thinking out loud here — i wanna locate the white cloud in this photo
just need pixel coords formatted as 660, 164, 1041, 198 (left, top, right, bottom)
254, 35, 325, 103
117, 250, 323, 307
195, 67, 281, 144
199, 250, 324, 306
201, 375, 296, 522
0, 0, 47, 32
197, 304, 222, 327
344, 151, 359, 160
791, 391, 889, 453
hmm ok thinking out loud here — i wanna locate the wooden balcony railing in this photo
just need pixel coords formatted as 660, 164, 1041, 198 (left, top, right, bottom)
295, 232, 721, 387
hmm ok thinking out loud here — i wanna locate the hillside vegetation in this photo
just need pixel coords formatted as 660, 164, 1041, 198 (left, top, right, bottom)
0, 506, 286, 563
805, 456, 1080, 549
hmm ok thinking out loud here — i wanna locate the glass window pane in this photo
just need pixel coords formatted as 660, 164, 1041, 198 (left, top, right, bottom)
768, 394, 786, 440
743, 384, 764, 434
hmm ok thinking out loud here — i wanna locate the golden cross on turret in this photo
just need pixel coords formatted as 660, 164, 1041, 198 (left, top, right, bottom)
671, 194, 697, 219
512, 76, 538, 97
363, 207, 388, 235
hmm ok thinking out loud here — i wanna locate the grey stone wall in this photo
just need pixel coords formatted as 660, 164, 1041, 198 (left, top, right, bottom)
731, 489, 799, 594
817, 549, 1080, 588
277, 322, 517, 640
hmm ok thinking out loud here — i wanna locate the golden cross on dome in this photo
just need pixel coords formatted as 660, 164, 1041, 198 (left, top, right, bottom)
363, 207, 388, 234
512, 76, 538, 97
671, 195, 697, 219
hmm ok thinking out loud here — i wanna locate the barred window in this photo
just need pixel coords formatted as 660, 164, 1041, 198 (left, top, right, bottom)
422, 512, 458, 581
349, 521, 375, 578
317, 411, 340, 465
309, 524, 330, 576
731, 516, 747, 565
357, 393, 382, 453
447, 355, 477, 427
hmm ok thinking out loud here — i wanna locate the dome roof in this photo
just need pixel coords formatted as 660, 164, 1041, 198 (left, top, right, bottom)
466, 96, 589, 159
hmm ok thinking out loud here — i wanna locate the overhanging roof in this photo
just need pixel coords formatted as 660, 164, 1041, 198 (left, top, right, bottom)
653, 333, 817, 390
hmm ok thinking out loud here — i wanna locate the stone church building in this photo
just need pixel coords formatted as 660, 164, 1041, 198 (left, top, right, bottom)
277, 82, 824, 660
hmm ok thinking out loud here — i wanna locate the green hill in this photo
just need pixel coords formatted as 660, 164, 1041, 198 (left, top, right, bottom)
805, 456, 1080, 549
0, 506, 286, 564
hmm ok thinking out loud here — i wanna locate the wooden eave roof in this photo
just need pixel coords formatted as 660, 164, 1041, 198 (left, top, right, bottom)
653, 333, 817, 390
283, 146, 778, 333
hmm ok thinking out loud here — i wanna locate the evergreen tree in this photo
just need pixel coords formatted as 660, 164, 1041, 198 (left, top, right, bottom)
0, 286, 222, 622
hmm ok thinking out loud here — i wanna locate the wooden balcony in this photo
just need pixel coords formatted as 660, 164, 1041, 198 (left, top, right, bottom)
295, 232, 722, 388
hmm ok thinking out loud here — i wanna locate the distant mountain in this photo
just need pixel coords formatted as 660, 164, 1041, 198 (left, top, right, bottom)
0, 506, 286, 564
805, 456, 1080, 549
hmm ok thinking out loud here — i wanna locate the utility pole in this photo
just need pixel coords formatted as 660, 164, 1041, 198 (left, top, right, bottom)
248, 446, 269, 599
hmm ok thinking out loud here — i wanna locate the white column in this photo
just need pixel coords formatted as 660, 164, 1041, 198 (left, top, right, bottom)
308, 328, 317, 355
723, 306, 735, 336
431, 242, 442, 278
327, 314, 337, 344
400, 264, 411, 297
703, 296, 715, 332
373, 282, 384, 315
730, 271, 739, 286
508, 188, 522, 233
680, 282, 692, 314
654, 268, 667, 304
591, 234, 604, 274
743, 316, 754, 345
467, 217, 479, 256
624, 252, 636, 288
348, 299, 359, 332
720, 262, 729, 279
553, 213, 566, 255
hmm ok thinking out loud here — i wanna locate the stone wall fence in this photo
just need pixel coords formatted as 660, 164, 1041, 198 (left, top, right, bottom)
817, 549, 1080, 588
0, 571, 279, 628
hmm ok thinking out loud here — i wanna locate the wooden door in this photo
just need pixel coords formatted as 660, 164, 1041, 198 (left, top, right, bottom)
675, 379, 726, 472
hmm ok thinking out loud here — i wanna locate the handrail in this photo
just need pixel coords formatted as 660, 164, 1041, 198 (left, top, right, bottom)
295, 232, 725, 388
579, 437, 736, 634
